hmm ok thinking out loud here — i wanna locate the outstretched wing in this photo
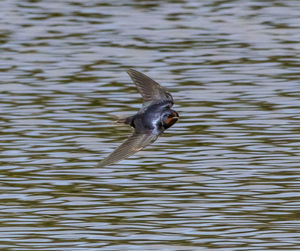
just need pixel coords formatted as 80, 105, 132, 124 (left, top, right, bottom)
97, 133, 159, 167
127, 69, 174, 105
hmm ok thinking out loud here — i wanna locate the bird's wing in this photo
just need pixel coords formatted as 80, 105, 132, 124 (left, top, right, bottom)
97, 133, 159, 167
127, 69, 174, 105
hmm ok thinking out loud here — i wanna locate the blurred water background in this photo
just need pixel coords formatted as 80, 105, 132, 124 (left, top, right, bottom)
1, 0, 300, 250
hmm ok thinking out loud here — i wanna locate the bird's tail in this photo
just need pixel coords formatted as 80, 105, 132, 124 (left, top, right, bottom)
112, 113, 133, 125
115, 117, 127, 124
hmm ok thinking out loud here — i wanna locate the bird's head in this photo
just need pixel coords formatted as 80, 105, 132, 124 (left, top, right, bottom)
161, 109, 179, 130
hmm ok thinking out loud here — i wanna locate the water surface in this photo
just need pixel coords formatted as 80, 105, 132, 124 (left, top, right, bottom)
1, 0, 300, 250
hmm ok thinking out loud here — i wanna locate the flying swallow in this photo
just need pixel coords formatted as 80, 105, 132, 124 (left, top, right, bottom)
98, 69, 179, 167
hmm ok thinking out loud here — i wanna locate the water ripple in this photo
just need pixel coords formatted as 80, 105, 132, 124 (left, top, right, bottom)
1, 0, 300, 250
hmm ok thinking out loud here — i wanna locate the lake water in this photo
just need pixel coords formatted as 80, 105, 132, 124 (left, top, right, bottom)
1, 0, 300, 250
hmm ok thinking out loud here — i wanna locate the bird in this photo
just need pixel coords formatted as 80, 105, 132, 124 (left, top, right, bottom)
97, 69, 179, 167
